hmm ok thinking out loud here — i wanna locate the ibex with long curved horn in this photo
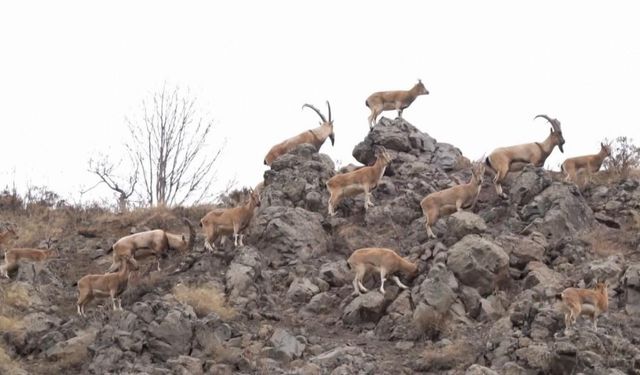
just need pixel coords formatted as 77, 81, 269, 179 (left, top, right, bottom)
264, 101, 334, 166
365, 79, 429, 130
485, 114, 565, 198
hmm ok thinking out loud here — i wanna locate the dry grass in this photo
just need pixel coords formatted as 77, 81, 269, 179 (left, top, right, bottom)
581, 227, 632, 258
172, 283, 236, 320
420, 340, 475, 371
413, 304, 447, 340
2, 283, 32, 309
0, 315, 23, 332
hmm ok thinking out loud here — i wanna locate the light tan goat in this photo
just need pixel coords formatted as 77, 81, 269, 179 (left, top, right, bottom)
421, 163, 485, 238
485, 114, 565, 198
0, 247, 60, 278
556, 279, 608, 335
365, 79, 429, 130
326, 146, 393, 216
347, 247, 418, 294
108, 217, 194, 273
264, 101, 334, 166
200, 189, 261, 251
561, 142, 611, 183
77, 255, 138, 316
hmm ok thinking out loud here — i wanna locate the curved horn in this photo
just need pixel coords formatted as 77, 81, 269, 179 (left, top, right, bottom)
534, 114, 561, 132
326, 101, 332, 123
302, 103, 327, 123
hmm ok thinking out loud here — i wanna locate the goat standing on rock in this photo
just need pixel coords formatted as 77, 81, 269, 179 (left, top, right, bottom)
347, 247, 418, 295
200, 189, 261, 251
561, 142, 611, 184
556, 279, 608, 336
485, 114, 565, 199
365, 79, 429, 130
264, 101, 334, 166
421, 162, 485, 238
326, 146, 393, 216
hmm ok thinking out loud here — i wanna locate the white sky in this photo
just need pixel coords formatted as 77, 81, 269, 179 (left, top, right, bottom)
1, 1, 639, 205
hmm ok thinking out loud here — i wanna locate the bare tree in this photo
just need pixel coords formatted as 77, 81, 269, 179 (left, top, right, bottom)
87, 154, 138, 211
126, 84, 223, 206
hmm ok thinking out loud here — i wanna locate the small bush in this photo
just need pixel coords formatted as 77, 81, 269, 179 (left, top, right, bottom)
603, 136, 640, 179
173, 283, 236, 320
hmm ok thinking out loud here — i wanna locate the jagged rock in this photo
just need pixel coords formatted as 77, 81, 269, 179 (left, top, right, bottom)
447, 235, 509, 296
623, 263, 640, 315
225, 246, 263, 308
447, 211, 488, 241
498, 232, 547, 269
515, 344, 551, 371
267, 328, 305, 362
586, 255, 624, 287
303, 292, 339, 315
310, 346, 366, 368
509, 165, 552, 206
520, 183, 594, 243
250, 206, 329, 261
262, 143, 335, 212
416, 263, 458, 314
45, 328, 97, 361
167, 355, 204, 375
319, 260, 351, 287
148, 309, 194, 359
287, 277, 320, 303
522, 261, 565, 295
343, 292, 391, 325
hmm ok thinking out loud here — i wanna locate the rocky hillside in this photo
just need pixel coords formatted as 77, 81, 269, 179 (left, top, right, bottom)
2, 117, 640, 374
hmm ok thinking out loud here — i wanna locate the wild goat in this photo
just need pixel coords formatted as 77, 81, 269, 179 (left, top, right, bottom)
108, 217, 195, 273
561, 142, 611, 183
365, 79, 429, 130
200, 189, 261, 251
485, 114, 565, 198
0, 248, 60, 278
77, 255, 138, 316
556, 279, 608, 335
264, 101, 334, 166
347, 247, 418, 295
421, 163, 485, 238
326, 146, 393, 216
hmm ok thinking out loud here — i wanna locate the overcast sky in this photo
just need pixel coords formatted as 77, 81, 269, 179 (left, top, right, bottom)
1, 1, 638, 206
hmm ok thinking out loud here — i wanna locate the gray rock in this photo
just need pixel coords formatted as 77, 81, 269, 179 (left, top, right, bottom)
167, 355, 204, 375
515, 344, 551, 371
269, 328, 305, 361
148, 310, 193, 359
497, 232, 547, 269
447, 235, 509, 295
319, 260, 351, 287
343, 292, 390, 325
508, 165, 552, 206
466, 364, 499, 375
287, 277, 320, 303
45, 328, 97, 361
416, 263, 458, 314
447, 211, 488, 240
304, 292, 339, 315
623, 263, 640, 315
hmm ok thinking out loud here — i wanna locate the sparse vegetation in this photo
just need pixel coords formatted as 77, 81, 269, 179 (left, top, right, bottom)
603, 136, 640, 180
172, 282, 236, 320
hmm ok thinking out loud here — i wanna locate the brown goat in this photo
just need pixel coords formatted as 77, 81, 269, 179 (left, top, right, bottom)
347, 247, 418, 294
77, 255, 138, 316
556, 279, 608, 335
485, 114, 565, 198
264, 102, 334, 166
365, 79, 429, 130
561, 142, 611, 183
326, 146, 393, 216
1, 248, 60, 278
421, 163, 485, 238
108, 217, 194, 273
200, 189, 261, 251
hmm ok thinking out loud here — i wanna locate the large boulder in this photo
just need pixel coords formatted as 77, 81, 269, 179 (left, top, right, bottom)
447, 235, 509, 296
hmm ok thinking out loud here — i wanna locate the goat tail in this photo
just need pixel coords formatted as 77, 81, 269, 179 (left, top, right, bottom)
365, 99, 370, 108
555, 292, 563, 301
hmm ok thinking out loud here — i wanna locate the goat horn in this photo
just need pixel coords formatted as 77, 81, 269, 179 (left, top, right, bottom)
326, 101, 332, 123
534, 114, 561, 132
302, 103, 327, 123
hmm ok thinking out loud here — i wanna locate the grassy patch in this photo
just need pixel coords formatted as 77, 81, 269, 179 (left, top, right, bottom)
173, 283, 236, 320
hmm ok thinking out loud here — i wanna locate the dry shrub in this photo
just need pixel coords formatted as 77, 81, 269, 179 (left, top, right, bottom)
581, 227, 632, 257
173, 283, 236, 320
2, 284, 32, 309
420, 340, 475, 371
413, 304, 447, 340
